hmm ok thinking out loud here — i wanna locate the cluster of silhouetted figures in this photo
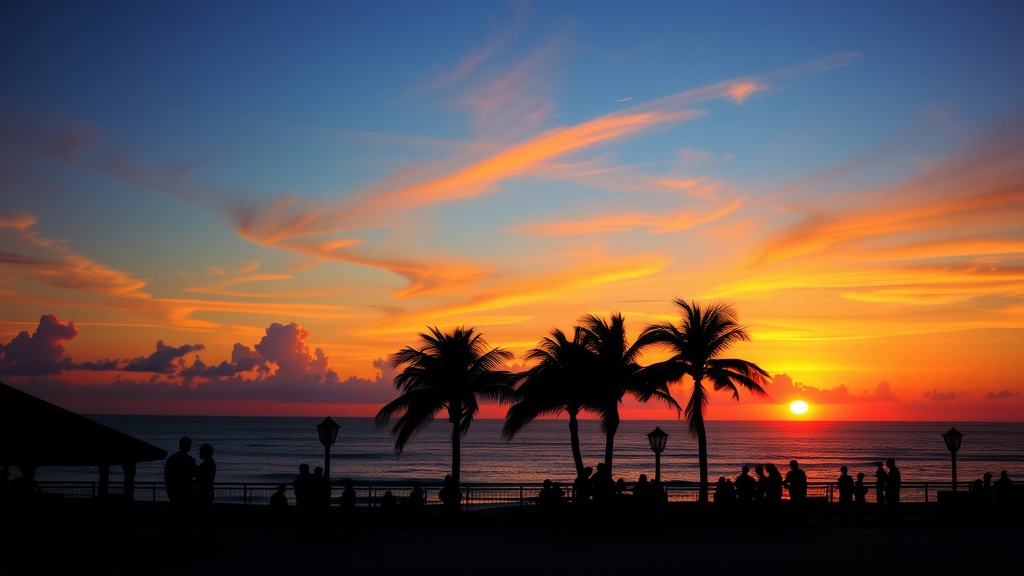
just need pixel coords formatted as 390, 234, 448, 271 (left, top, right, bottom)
163, 436, 217, 553
2, 438, 1021, 562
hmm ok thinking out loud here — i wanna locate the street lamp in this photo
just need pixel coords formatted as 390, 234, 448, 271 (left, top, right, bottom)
647, 426, 669, 483
316, 416, 340, 480
941, 426, 964, 492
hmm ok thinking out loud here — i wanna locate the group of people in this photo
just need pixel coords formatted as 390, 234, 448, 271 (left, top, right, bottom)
872, 458, 902, 524
714, 460, 810, 526
163, 436, 217, 552
289, 463, 357, 543
712, 459, 903, 527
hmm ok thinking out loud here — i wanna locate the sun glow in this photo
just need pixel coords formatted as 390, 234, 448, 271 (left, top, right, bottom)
789, 400, 809, 415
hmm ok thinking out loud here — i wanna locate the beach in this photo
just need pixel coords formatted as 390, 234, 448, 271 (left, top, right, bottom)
6, 499, 1021, 576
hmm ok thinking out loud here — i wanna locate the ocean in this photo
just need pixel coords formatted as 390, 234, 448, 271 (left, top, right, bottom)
29, 416, 1024, 487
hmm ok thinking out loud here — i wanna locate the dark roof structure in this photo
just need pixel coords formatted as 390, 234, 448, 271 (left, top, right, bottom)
0, 382, 166, 469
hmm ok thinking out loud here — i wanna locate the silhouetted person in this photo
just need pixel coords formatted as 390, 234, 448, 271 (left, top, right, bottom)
885, 458, 901, 524
874, 461, 887, 521
293, 463, 313, 542
379, 490, 397, 516
735, 466, 755, 504
590, 462, 615, 506
269, 484, 289, 527
538, 479, 563, 521
837, 466, 854, 525
573, 466, 593, 509
854, 472, 868, 525
992, 470, 1013, 507
402, 482, 425, 515
783, 459, 807, 527
164, 436, 197, 550
439, 473, 462, 517
312, 466, 331, 542
631, 474, 651, 501
339, 478, 356, 540
754, 463, 768, 518
764, 463, 783, 507
714, 476, 736, 521
194, 442, 216, 552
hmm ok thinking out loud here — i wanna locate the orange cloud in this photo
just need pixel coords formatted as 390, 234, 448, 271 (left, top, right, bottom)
514, 199, 744, 236
726, 81, 766, 104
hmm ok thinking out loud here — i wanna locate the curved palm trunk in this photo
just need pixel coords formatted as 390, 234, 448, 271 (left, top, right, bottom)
604, 407, 620, 476
694, 409, 709, 504
567, 407, 585, 477
449, 408, 462, 486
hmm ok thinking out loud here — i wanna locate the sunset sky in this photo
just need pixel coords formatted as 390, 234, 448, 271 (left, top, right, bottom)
2, 1, 1022, 421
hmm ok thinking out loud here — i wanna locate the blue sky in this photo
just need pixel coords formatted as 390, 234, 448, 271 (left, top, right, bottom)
2, 1, 1023, 419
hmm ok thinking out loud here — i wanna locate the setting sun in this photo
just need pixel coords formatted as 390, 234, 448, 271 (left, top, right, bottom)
789, 401, 809, 415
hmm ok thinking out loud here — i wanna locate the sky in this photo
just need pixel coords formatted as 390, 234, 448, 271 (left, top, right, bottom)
1, 1, 1022, 421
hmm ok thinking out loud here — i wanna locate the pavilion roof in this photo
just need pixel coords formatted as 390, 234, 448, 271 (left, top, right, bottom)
0, 382, 167, 468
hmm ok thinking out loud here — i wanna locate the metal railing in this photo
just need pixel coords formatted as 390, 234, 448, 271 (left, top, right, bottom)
32, 480, 957, 510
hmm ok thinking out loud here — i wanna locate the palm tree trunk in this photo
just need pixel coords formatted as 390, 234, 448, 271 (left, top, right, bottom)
604, 407, 620, 476
450, 409, 461, 486
695, 410, 709, 504
568, 408, 584, 477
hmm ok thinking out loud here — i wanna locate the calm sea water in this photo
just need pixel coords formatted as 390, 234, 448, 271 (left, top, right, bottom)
33, 417, 1024, 487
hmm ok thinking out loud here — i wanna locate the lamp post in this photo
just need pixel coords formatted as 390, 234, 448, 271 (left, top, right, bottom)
941, 426, 964, 492
316, 416, 340, 480
647, 426, 668, 483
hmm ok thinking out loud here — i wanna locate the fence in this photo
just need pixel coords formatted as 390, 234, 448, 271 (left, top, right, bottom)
33, 480, 959, 510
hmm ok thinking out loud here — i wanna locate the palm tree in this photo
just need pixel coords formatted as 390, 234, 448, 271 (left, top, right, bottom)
503, 327, 596, 477
375, 326, 516, 486
578, 313, 680, 477
638, 299, 771, 504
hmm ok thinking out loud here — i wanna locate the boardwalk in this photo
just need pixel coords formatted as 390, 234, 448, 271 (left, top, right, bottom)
5, 500, 1021, 575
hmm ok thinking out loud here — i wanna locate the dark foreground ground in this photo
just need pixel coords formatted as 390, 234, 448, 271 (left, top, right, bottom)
4, 499, 1021, 576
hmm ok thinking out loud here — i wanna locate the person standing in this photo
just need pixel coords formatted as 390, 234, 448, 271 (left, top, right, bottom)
293, 463, 313, 543
439, 473, 463, 517
853, 472, 868, 525
164, 436, 197, 551
339, 477, 357, 540
874, 462, 888, 522
735, 465, 756, 525
783, 459, 808, 527
885, 458, 901, 524
312, 466, 331, 542
837, 466, 854, 525
194, 443, 216, 552
269, 484, 289, 528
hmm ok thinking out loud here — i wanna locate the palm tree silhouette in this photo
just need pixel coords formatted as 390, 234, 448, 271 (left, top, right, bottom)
578, 313, 679, 477
503, 327, 596, 477
376, 326, 516, 486
639, 299, 770, 504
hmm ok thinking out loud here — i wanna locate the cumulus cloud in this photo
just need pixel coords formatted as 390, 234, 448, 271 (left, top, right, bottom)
866, 381, 899, 402
925, 389, 964, 402
175, 322, 400, 404
985, 390, 1016, 400
0, 314, 78, 375
5, 315, 401, 405
122, 340, 205, 374
771, 373, 853, 404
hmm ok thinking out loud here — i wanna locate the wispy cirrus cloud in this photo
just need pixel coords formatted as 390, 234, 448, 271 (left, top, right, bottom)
0, 209, 151, 299
715, 114, 1024, 319
513, 198, 744, 236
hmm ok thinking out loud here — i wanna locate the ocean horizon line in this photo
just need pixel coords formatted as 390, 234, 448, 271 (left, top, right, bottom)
84, 414, 1024, 425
